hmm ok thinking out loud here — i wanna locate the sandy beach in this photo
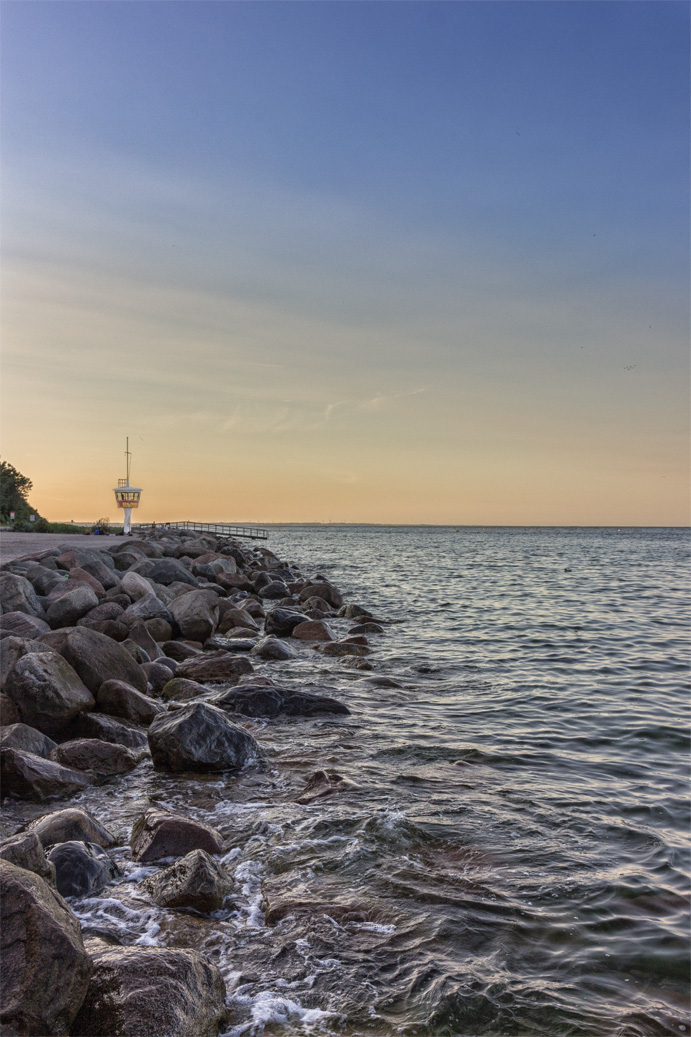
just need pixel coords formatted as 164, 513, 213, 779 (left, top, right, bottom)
0, 531, 126, 565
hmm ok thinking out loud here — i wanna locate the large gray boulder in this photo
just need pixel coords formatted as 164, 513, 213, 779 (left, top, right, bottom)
160, 677, 209, 702
168, 589, 219, 642
141, 849, 232, 913
0, 611, 51, 640
0, 572, 45, 618
250, 635, 296, 661
47, 840, 120, 898
264, 607, 308, 637
50, 738, 139, 776
3, 651, 94, 737
1, 747, 90, 801
71, 942, 226, 1037
145, 558, 199, 587
297, 581, 343, 609
0, 860, 92, 1035
46, 584, 100, 628
96, 678, 165, 725
26, 807, 116, 849
74, 711, 149, 750
0, 830, 57, 886
58, 626, 149, 694
0, 635, 56, 692
130, 805, 223, 862
174, 650, 253, 684
123, 594, 175, 627
148, 701, 262, 773
0, 721, 57, 758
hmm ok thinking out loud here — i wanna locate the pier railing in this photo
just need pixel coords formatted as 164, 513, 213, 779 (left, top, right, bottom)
139, 521, 268, 540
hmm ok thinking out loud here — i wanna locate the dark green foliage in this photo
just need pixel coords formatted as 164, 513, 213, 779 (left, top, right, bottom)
0, 460, 40, 524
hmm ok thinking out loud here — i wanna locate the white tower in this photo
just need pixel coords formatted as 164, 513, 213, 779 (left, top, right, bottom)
112, 438, 142, 534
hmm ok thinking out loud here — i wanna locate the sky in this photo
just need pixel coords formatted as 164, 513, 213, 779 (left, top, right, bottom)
1, 0, 689, 526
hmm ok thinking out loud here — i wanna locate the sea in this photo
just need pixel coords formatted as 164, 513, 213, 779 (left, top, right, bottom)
6, 525, 690, 1036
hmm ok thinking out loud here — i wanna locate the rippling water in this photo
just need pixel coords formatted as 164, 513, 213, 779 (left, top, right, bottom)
6, 526, 690, 1035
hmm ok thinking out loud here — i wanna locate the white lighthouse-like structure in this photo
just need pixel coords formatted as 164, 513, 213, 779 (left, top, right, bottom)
113, 438, 142, 535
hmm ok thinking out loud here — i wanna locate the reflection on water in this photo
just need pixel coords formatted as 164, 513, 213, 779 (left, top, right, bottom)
4, 526, 689, 1035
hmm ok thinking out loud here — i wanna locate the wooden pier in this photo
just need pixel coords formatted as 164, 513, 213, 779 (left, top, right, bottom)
138, 521, 268, 540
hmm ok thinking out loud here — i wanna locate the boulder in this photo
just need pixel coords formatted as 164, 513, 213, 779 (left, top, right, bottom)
0, 611, 51, 640
160, 677, 209, 702
296, 769, 358, 804
120, 570, 155, 600
0, 830, 57, 886
209, 686, 285, 718
142, 660, 176, 695
148, 701, 263, 773
0, 635, 56, 691
130, 805, 223, 862
96, 679, 165, 725
297, 581, 343, 609
259, 580, 290, 599
71, 942, 226, 1037
168, 590, 219, 642
76, 601, 125, 626
79, 558, 121, 591
0, 747, 90, 801
124, 620, 164, 660
162, 640, 202, 662
3, 651, 94, 737
111, 548, 150, 572
68, 567, 106, 598
144, 617, 173, 642
291, 619, 335, 642
26, 566, 68, 596
123, 594, 175, 627
283, 692, 351, 716
0, 572, 45, 618
264, 607, 307, 638
50, 738, 139, 775
73, 712, 149, 750
46, 584, 100, 628
349, 622, 384, 634
0, 722, 57, 757
141, 849, 232, 913
47, 840, 120, 898
147, 558, 200, 587
0, 860, 92, 1035
217, 606, 259, 633
250, 635, 296, 661
26, 807, 117, 849
0, 693, 20, 725
59, 627, 149, 694
175, 651, 253, 684
314, 641, 372, 657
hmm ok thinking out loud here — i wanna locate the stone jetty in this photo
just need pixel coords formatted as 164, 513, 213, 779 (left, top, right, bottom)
0, 527, 381, 1035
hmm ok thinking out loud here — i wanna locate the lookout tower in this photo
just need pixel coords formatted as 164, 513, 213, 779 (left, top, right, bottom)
113, 438, 142, 535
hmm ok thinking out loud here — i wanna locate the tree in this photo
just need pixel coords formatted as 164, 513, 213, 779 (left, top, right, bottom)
0, 461, 37, 523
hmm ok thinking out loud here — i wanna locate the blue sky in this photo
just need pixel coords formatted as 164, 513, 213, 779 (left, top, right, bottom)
1, 1, 688, 524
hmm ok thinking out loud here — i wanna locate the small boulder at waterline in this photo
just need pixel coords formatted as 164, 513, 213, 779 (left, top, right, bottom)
141, 848, 232, 913
0, 859, 92, 1036
296, 769, 358, 804
0, 830, 57, 886
250, 635, 296, 661
1, 747, 90, 801
47, 840, 121, 898
26, 806, 117, 849
71, 942, 226, 1037
175, 650, 253, 683
148, 701, 263, 773
130, 805, 224, 862
50, 737, 140, 775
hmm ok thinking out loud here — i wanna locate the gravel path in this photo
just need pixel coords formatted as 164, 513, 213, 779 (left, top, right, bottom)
0, 531, 127, 564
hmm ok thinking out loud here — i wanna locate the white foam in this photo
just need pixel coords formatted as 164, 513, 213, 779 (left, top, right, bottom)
233, 859, 265, 929
347, 921, 396, 934
221, 988, 338, 1036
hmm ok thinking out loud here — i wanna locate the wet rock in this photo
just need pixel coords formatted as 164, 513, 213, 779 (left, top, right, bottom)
162, 640, 203, 662
58, 626, 149, 695
175, 650, 253, 683
209, 686, 285, 718
74, 711, 149, 750
338, 603, 373, 619
207, 634, 256, 651
359, 675, 403, 688
259, 579, 290, 599
0, 721, 57, 757
169, 589, 219, 641
0, 692, 20, 725
349, 622, 384, 635
142, 660, 176, 695
0, 572, 45, 618
141, 848, 232, 912
283, 692, 351, 716
148, 701, 263, 773
160, 677, 209, 702
291, 619, 335, 642
251, 635, 297, 661
130, 805, 224, 862
0, 830, 56, 886
217, 605, 259, 633
237, 598, 264, 619
46, 584, 100, 628
0, 747, 90, 801
0, 634, 56, 691
96, 678, 166, 725
26, 806, 117, 849
0, 859, 92, 1036
3, 651, 94, 737
0, 611, 51, 640
264, 607, 307, 638
145, 617, 174, 642
50, 738, 139, 775
297, 581, 343, 609
122, 619, 164, 660
314, 641, 372, 657
47, 840, 121, 898
296, 769, 358, 804
71, 942, 226, 1037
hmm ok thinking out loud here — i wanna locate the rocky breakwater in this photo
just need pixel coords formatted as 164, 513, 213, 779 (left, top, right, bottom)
0, 527, 384, 1035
